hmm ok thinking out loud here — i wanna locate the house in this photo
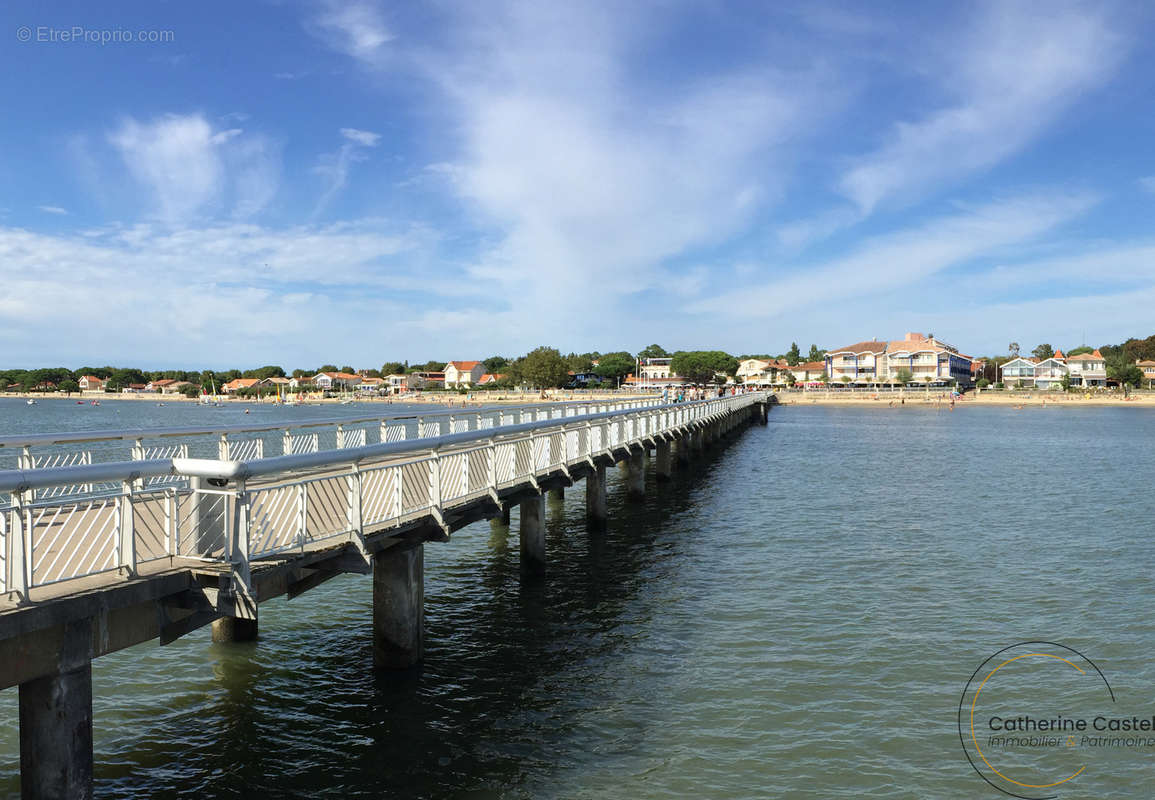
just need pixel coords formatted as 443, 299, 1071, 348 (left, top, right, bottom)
312, 372, 362, 391
443, 361, 485, 387
1000, 357, 1038, 387
222, 378, 262, 394
289, 376, 314, 389
121, 383, 147, 393
825, 333, 974, 386
825, 340, 887, 384
412, 371, 444, 388
161, 381, 192, 394
357, 376, 385, 394
478, 373, 506, 386
384, 374, 411, 393
1032, 356, 1068, 390
1066, 349, 1107, 387
78, 375, 104, 392
1137, 360, 1155, 389
146, 379, 179, 392
736, 359, 772, 385
789, 361, 827, 385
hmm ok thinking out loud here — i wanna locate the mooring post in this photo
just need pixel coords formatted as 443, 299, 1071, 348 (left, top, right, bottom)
520, 494, 546, 574
372, 544, 424, 669
19, 661, 93, 800
655, 439, 672, 480
626, 449, 645, 499
585, 463, 607, 526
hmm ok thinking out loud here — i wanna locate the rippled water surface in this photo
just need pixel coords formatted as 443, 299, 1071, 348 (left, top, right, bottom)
2, 400, 1155, 798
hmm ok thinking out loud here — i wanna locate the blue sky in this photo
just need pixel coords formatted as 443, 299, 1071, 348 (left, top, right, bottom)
2, 0, 1155, 369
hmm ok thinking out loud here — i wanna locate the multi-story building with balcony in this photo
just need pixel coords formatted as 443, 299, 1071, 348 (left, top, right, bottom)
824, 333, 974, 387
1066, 350, 1107, 386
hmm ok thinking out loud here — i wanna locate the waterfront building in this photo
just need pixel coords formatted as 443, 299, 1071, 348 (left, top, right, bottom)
1066, 349, 1107, 386
1032, 356, 1068, 390
78, 375, 104, 391
789, 361, 826, 385
222, 378, 262, 394
312, 372, 363, 390
1137, 359, 1155, 388
478, 373, 505, 386
444, 361, 485, 387
1000, 357, 1038, 387
825, 333, 974, 387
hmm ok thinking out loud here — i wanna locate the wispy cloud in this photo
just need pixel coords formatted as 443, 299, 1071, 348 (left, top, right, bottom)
309, 0, 393, 68
312, 128, 382, 217
37, 205, 68, 215
108, 113, 280, 222
838, 3, 1125, 214
693, 190, 1100, 316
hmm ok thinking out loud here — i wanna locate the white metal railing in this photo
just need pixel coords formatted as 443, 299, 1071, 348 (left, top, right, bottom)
0, 394, 765, 600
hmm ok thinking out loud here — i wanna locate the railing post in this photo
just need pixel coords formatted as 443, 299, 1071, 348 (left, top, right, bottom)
283, 429, 293, 456
6, 492, 30, 600
117, 480, 136, 576
165, 488, 176, 557
349, 464, 363, 535
430, 449, 442, 510
337, 424, 346, 449
297, 483, 308, 548
218, 433, 229, 461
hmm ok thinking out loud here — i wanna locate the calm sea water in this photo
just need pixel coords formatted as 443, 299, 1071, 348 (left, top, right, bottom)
2, 399, 1155, 798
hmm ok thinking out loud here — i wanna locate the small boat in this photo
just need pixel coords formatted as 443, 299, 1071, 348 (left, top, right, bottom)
26, 398, 37, 405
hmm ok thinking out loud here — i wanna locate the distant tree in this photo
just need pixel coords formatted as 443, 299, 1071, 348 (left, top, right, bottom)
1008, 342, 1020, 358
807, 344, 825, 362
1059, 374, 1071, 391
839, 375, 852, 385
786, 342, 801, 366
519, 346, 569, 388
566, 353, 593, 373
362, 368, 382, 378
670, 351, 738, 385
243, 365, 285, 379
593, 352, 635, 383
1066, 346, 1093, 357
976, 377, 990, 389
637, 344, 668, 359
340, 365, 354, 373
179, 384, 200, 398
291, 368, 310, 378
1109, 362, 1143, 388
894, 368, 913, 386
381, 362, 405, 376
483, 356, 509, 374
1032, 344, 1054, 360
319, 364, 339, 373
59, 379, 79, 393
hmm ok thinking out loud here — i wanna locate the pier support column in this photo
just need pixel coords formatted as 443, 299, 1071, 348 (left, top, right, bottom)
548, 486, 565, 502
211, 616, 258, 643
19, 663, 93, 800
655, 439, 672, 481
585, 464, 607, 526
373, 545, 424, 669
500, 503, 511, 525
626, 450, 645, 500
676, 435, 691, 465
520, 495, 546, 575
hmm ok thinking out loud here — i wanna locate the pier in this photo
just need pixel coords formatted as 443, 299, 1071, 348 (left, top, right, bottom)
0, 393, 770, 799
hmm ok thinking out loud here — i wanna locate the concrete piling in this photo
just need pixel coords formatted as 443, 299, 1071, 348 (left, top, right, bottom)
211, 616, 258, 643
626, 450, 645, 499
655, 439, 672, 480
372, 545, 424, 669
585, 464, 607, 526
519, 494, 546, 575
19, 663, 93, 800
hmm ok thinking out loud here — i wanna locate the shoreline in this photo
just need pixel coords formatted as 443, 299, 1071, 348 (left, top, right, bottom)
777, 391, 1155, 407
5, 391, 661, 407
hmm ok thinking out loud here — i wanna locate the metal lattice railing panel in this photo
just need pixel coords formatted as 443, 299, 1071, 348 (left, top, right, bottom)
142, 444, 188, 487
178, 490, 227, 559
227, 438, 264, 461
303, 475, 351, 541
340, 428, 367, 449
250, 485, 301, 556
29, 498, 118, 587
440, 453, 469, 502
400, 461, 432, 514
133, 491, 173, 562
29, 451, 93, 499
288, 433, 319, 455
361, 466, 400, 526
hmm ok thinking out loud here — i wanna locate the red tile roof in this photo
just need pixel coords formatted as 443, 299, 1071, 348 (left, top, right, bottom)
447, 361, 481, 370
828, 340, 887, 354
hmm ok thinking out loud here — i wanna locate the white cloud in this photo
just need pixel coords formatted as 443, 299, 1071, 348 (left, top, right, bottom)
839, 3, 1125, 213
340, 128, 381, 147
37, 205, 68, 215
310, 0, 393, 67
313, 129, 382, 217
108, 113, 280, 222
693, 190, 1100, 316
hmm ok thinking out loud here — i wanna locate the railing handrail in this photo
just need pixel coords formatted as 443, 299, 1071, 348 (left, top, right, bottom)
0, 395, 661, 449
0, 395, 763, 493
